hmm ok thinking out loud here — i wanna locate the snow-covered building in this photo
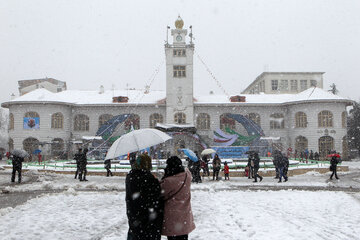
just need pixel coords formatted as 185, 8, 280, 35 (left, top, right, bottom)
1, 17, 353, 159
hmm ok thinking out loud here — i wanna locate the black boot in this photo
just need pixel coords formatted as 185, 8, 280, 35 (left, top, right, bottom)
260, 177, 263, 182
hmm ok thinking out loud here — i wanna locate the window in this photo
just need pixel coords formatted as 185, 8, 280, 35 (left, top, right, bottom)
318, 110, 333, 128
98, 114, 113, 128
280, 80, 288, 91
23, 137, 39, 155
220, 114, 235, 131
300, 80, 307, 91
310, 80, 317, 87
149, 113, 164, 128
290, 80, 298, 91
173, 49, 186, 56
9, 113, 14, 130
295, 112, 307, 128
174, 112, 186, 124
173, 65, 186, 77
295, 136, 308, 153
24, 111, 40, 129
319, 136, 334, 157
125, 114, 140, 130
246, 113, 261, 126
8, 138, 14, 151
342, 111, 347, 128
271, 80, 278, 91
197, 113, 210, 130
25, 111, 39, 118
270, 113, 284, 129
74, 114, 89, 131
51, 138, 64, 157
51, 112, 64, 129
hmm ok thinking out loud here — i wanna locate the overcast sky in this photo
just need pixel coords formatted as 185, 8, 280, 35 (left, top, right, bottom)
1, 0, 359, 104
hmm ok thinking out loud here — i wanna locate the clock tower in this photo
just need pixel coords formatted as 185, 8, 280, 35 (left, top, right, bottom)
165, 16, 194, 125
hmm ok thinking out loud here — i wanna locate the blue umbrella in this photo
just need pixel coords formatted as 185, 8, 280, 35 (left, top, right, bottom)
33, 149, 42, 154
180, 148, 198, 162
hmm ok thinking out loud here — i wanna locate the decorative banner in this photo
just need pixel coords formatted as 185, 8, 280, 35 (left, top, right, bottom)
23, 117, 40, 129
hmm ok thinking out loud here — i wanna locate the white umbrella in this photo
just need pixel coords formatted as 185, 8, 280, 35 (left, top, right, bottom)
201, 148, 216, 156
105, 128, 172, 160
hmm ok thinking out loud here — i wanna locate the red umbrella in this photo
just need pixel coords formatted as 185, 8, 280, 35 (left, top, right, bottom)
327, 153, 341, 158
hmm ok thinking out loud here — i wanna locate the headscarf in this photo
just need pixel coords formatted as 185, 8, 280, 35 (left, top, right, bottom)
133, 154, 152, 171
162, 156, 184, 179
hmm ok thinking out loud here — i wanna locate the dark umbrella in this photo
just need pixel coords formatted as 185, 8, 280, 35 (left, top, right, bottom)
11, 149, 30, 158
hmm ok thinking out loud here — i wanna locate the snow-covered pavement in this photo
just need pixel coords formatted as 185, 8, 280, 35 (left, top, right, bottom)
0, 161, 359, 239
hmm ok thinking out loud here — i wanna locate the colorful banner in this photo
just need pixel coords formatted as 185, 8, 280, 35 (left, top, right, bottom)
23, 117, 40, 129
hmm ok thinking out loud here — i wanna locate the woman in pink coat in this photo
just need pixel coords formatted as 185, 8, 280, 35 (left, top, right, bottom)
160, 156, 196, 240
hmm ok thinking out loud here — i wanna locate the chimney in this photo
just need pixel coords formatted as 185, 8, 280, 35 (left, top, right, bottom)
99, 85, 104, 94
230, 95, 246, 102
10, 93, 16, 100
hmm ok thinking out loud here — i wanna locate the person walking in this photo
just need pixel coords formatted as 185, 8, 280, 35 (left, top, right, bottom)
11, 155, 24, 183
247, 154, 254, 179
74, 148, 82, 179
78, 148, 88, 181
283, 154, 290, 181
272, 150, 281, 179
104, 159, 113, 177
252, 152, 263, 182
330, 155, 340, 180
126, 154, 163, 240
201, 155, 210, 178
212, 154, 221, 181
161, 156, 195, 240
277, 152, 288, 183
223, 161, 230, 180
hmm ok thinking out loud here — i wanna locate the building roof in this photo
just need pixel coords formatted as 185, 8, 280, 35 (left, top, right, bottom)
1, 87, 353, 107
18, 78, 66, 88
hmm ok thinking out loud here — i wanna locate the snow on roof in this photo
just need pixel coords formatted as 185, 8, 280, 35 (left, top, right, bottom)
4, 87, 351, 106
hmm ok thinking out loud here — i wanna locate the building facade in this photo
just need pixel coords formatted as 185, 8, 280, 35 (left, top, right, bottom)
1, 17, 352, 159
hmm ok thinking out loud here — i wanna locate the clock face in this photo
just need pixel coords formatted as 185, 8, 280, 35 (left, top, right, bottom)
176, 35, 183, 42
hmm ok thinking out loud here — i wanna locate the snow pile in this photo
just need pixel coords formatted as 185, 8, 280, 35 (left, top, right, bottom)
0, 191, 359, 239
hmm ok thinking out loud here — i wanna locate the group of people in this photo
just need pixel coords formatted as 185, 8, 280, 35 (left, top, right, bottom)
126, 154, 195, 240
74, 148, 89, 181
272, 150, 289, 183
187, 153, 229, 182
246, 151, 263, 182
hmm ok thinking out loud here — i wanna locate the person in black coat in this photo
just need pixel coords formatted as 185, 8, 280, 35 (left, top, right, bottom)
272, 150, 281, 179
201, 155, 210, 177
330, 155, 340, 180
126, 154, 163, 240
11, 155, 24, 183
78, 148, 88, 181
276, 153, 288, 183
252, 152, 263, 182
74, 148, 82, 179
104, 159, 113, 177
283, 155, 290, 180
247, 155, 254, 179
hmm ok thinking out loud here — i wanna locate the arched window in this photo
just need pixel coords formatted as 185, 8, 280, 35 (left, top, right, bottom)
197, 113, 210, 130
174, 112, 186, 124
149, 113, 164, 128
318, 136, 334, 157
342, 136, 348, 160
125, 114, 140, 131
220, 114, 235, 131
51, 138, 64, 156
98, 114, 113, 128
246, 113, 261, 126
295, 112, 307, 128
9, 113, 14, 130
318, 110, 333, 127
342, 111, 347, 128
295, 136, 308, 153
23, 137, 39, 155
51, 112, 64, 129
270, 113, 284, 129
8, 138, 14, 151
74, 114, 89, 131
24, 111, 39, 118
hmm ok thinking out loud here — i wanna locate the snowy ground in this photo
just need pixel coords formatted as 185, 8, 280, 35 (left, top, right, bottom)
0, 160, 359, 239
